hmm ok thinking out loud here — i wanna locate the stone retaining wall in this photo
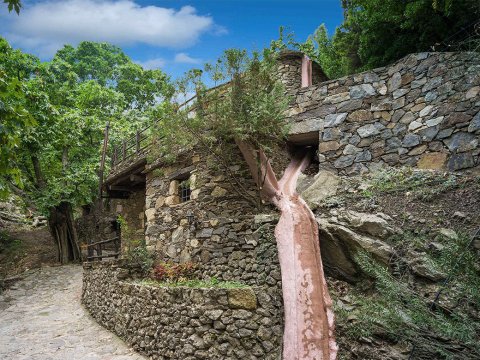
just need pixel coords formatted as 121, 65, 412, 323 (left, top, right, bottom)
288, 52, 480, 174
82, 261, 283, 360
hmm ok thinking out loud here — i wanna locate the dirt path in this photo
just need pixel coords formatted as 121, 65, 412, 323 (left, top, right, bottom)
0, 265, 145, 360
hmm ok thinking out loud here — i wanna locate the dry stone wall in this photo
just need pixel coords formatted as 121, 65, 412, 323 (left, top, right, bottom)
82, 261, 283, 360
288, 52, 480, 174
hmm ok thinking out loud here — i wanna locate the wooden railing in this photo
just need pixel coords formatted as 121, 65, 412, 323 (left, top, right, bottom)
107, 94, 201, 170
110, 125, 153, 167
86, 235, 120, 261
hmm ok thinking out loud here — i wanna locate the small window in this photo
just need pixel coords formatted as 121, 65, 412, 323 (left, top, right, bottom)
179, 179, 191, 202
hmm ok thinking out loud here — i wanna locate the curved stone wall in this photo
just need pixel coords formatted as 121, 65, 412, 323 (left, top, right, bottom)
82, 261, 283, 360
288, 52, 480, 174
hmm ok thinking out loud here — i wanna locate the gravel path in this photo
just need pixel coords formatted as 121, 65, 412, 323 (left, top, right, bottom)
0, 265, 146, 360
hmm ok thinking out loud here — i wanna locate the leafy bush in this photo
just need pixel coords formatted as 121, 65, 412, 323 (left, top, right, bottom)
117, 215, 153, 274
152, 261, 198, 282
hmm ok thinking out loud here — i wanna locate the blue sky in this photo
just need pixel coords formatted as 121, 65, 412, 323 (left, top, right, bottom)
0, 0, 344, 80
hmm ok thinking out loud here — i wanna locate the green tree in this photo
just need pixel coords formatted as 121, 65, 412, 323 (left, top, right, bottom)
0, 39, 172, 263
306, 0, 480, 78
3, 0, 21, 14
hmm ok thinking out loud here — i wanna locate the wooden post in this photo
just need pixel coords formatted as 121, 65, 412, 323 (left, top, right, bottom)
136, 131, 140, 153
97, 242, 102, 261
111, 146, 116, 167
98, 122, 110, 200
122, 141, 127, 161
87, 237, 94, 260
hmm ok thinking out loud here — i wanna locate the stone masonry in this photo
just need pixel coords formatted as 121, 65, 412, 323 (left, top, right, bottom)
82, 261, 283, 359
288, 52, 480, 174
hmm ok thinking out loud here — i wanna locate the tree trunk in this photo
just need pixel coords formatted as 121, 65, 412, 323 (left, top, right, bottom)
30, 152, 81, 264
48, 201, 81, 264
236, 140, 337, 360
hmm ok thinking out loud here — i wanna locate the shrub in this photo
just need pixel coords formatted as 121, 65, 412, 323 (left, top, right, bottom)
152, 261, 198, 282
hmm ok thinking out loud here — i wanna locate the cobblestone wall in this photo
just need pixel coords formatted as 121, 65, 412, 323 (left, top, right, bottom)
82, 261, 283, 360
288, 52, 480, 174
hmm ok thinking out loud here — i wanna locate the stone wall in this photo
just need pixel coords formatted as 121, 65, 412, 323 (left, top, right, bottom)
77, 188, 145, 251
143, 150, 283, 288
288, 52, 480, 174
277, 50, 328, 97
82, 261, 283, 360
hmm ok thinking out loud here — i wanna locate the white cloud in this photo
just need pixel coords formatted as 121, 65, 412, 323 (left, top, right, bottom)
3, 0, 217, 57
174, 52, 201, 64
135, 58, 166, 70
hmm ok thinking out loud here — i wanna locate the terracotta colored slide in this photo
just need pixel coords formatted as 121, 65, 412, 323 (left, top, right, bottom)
236, 140, 337, 360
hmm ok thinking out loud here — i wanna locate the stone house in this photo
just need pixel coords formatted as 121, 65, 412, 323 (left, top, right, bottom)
84, 50, 479, 267
81, 50, 480, 359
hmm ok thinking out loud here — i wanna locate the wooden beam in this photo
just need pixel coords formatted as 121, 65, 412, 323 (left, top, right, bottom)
129, 174, 145, 183
168, 165, 195, 180
98, 122, 110, 200
109, 185, 133, 192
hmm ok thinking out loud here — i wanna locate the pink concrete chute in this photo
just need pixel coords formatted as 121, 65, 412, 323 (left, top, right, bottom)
236, 140, 337, 360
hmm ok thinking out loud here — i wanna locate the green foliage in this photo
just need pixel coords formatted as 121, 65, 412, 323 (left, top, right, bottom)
341, 231, 480, 359
0, 38, 37, 197
3, 0, 21, 14
0, 38, 172, 216
117, 215, 153, 273
149, 42, 289, 168
140, 277, 247, 289
304, 0, 480, 78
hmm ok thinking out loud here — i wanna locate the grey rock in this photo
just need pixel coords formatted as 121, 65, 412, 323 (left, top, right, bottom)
447, 152, 475, 171
444, 132, 478, 152
392, 89, 408, 99
426, 116, 444, 127
468, 111, 480, 132
409, 256, 446, 282
337, 99, 363, 112
324, 113, 348, 128
301, 171, 340, 210
392, 97, 405, 110
411, 77, 427, 89
289, 119, 323, 135
402, 134, 421, 148
334, 155, 355, 168
323, 128, 342, 141
388, 72, 402, 92
196, 228, 213, 238
349, 134, 361, 145
254, 214, 278, 224
422, 76, 443, 92
355, 150, 372, 162
343, 144, 361, 155
425, 91, 438, 102
385, 137, 402, 153
400, 112, 415, 125
417, 125, 440, 142
392, 123, 407, 136
436, 128, 454, 139
358, 123, 381, 138
350, 84, 376, 99
316, 211, 397, 280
